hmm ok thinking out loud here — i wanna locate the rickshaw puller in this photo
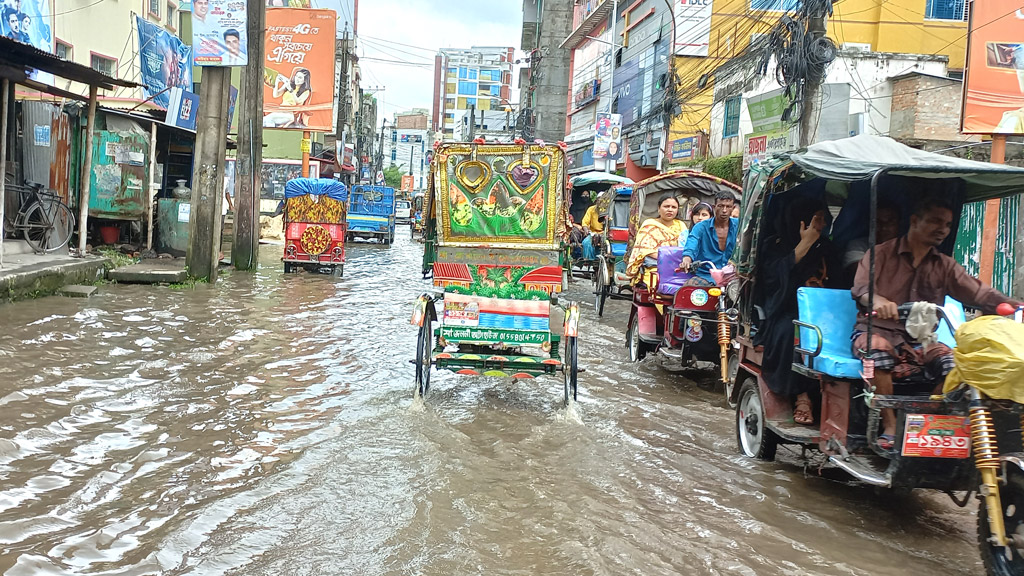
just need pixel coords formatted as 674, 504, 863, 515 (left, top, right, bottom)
679, 191, 738, 284
850, 197, 1022, 449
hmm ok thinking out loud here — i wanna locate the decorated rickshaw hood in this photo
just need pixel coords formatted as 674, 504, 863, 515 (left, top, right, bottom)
284, 178, 349, 202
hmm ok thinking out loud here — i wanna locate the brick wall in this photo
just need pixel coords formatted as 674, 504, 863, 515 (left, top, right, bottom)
396, 113, 429, 130
890, 75, 981, 143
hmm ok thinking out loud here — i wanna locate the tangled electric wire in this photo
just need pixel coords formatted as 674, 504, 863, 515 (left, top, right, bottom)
755, 0, 837, 123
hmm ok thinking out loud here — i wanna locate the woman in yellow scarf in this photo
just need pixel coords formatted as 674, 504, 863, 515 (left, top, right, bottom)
626, 194, 684, 282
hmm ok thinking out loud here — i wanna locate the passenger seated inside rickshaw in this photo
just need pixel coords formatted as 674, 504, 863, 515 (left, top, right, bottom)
752, 191, 839, 425
625, 194, 685, 288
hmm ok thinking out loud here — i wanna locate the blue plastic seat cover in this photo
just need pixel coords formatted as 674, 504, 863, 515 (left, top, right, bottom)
795, 287, 966, 379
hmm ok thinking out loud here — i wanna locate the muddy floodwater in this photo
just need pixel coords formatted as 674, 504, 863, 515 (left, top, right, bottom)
0, 234, 985, 575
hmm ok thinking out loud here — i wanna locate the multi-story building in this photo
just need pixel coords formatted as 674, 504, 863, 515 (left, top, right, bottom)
52, 0, 185, 106
382, 110, 430, 192
519, 0, 572, 144
356, 92, 378, 183
431, 46, 514, 139
667, 0, 970, 168
453, 110, 514, 142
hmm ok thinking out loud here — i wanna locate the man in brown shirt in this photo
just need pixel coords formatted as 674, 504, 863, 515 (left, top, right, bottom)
850, 197, 1021, 448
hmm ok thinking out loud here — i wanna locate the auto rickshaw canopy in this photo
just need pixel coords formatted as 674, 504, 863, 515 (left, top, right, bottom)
786, 135, 1024, 202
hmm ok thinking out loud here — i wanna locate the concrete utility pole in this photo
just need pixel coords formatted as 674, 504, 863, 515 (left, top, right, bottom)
799, 10, 828, 148
335, 29, 350, 159
77, 85, 98, 255
186, 67, 231, 282
233, 0, 266, 271
468, 103, 476, 140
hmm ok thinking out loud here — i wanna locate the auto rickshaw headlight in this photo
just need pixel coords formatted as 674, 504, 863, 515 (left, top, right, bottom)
726, 279, 741, 303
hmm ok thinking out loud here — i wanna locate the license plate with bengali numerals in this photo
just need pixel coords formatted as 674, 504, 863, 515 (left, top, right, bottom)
901, 414, 971, 459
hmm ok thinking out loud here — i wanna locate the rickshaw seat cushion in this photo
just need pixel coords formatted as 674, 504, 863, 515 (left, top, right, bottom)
656, 247, 694, 296
796, 288, 862, 379
610, 241, 627, 257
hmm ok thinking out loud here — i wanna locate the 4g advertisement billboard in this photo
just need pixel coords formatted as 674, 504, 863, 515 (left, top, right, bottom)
263, 9, 337, 131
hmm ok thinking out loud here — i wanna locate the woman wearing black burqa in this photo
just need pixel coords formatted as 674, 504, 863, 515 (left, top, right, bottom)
753, 196, 834, 425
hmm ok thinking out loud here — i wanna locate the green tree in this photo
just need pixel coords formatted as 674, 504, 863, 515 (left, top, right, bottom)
383, 163, 404, 188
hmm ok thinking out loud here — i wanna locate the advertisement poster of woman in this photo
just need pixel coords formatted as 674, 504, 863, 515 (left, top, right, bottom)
1, 0, 53, 81
263, 8, 336, 131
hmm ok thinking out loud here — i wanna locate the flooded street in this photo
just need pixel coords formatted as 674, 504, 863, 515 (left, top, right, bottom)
0, 234, 984, 575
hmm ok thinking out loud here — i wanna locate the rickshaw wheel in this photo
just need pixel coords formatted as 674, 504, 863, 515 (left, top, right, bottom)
626, 315, 646, 362
736, 379, 778, 461
414, 321, 433, 399
979, 471, 1024, 575
594, 265, 608, 317
562, 336, 579, 407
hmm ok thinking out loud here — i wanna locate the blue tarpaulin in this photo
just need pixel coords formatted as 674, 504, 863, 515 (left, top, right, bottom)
285, 178, 349, 202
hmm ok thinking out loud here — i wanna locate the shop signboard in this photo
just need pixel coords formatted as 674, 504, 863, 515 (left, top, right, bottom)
670, 137, 697, 161
743, 127, 797, 170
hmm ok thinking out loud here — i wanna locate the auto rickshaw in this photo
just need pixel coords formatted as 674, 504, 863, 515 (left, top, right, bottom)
282, 177, 348, 276
731, 134, 1024, 575
592, 183, 632, 316
412, 141, 581, 407
565, 171, 634, 281
624, 171, 742, 385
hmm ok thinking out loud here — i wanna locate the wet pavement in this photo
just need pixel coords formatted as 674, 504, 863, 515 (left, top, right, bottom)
0, 232, 984, 575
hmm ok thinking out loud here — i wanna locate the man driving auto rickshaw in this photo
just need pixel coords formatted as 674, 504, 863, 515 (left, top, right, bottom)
851, 196, 1022, 450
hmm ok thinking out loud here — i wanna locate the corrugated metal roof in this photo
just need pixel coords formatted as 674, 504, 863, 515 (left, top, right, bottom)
0, 36, 137, 90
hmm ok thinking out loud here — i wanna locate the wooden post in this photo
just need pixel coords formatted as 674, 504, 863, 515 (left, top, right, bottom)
979, 135, 1006, 286
0, 78, 8, 268
186, 67, 230, 282
301, 130, 311, 177
146, 121, 157, 251
77, 84, 98, 255
233, 0, 265, 270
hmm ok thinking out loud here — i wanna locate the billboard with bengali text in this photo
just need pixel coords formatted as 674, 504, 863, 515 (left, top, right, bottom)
136, 15, 193, 109
962, 0, 1024, 134
192, 0, 248, 66
263, 8, 337, 132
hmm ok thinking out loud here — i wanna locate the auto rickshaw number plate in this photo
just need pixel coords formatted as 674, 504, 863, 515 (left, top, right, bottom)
901, 414, 971, 459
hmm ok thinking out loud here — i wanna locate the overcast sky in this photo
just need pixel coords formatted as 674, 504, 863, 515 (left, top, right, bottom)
356, 0, 525, 127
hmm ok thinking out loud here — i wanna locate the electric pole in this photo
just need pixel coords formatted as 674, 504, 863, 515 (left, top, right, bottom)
233, 0, 266, 271
335, 28, 350, 182
186, 67, 231, 282
799, 8, 829, 148
467, 103, 476, 140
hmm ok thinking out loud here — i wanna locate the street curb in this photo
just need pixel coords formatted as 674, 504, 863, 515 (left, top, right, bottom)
0, 257, 110, 303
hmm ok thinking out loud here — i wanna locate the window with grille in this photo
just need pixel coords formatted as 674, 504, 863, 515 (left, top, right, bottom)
56, 41, 71, 60
723, 96, 741, 138
148, 0, 160, 17
91, 54, 116, 77
924, 0, 967, 20
166, 2, 177, 29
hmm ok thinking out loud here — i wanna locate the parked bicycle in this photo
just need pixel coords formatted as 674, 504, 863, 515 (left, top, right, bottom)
10, 182, 75, 253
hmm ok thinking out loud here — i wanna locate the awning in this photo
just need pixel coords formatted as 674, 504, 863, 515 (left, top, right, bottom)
788, 135, 1024, 202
